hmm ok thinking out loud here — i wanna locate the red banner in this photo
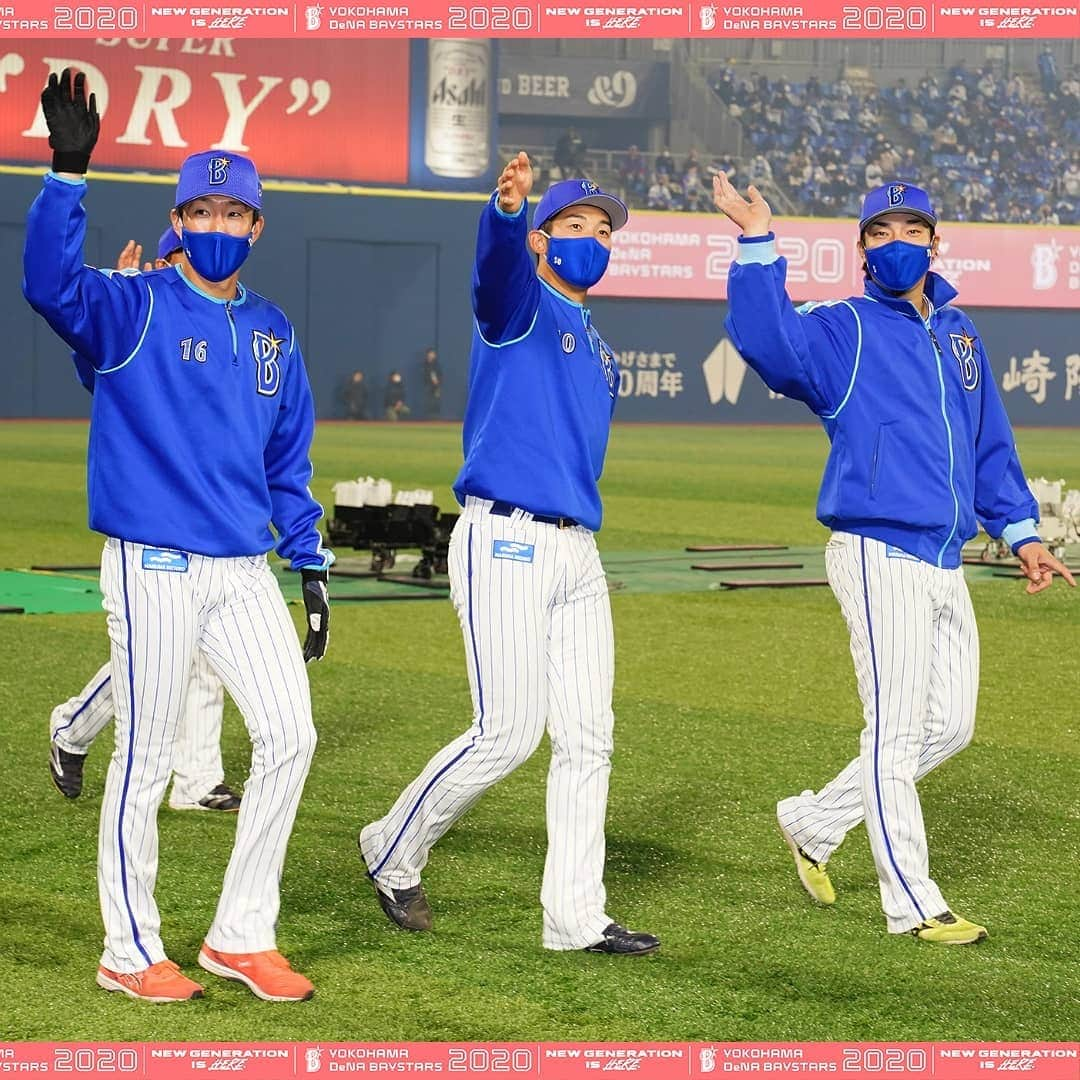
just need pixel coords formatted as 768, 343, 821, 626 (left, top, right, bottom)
0, 1042, 1078, 1079
593, 211, 1080, 309
0, 39, 410, 182
0, 1, 1078, 35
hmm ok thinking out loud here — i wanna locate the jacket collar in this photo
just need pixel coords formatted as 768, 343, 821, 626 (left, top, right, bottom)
863, 271, 957, 315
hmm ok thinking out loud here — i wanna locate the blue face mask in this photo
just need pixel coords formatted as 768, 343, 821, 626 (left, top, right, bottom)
182, 228, 253, 282
543, 234, 611, 289
864, 238, 932, 294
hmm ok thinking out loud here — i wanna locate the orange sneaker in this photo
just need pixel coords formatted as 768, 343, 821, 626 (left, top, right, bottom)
96, 960, 204, 1003
198, 945, 314, 1002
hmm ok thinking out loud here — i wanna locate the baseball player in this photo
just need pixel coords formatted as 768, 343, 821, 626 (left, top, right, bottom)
24, 69, 331, 1003
359, 153, 660, 957
51, 230, 242, 814
714, 174, 1075, 944
51, 655, 240, 811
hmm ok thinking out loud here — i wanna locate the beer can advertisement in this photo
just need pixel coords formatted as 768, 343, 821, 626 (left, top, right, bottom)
409, 38, 499, 191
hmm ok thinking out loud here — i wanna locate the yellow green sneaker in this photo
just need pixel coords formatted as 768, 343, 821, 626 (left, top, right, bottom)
777, 816, 836, 905
911, 911, 987, 945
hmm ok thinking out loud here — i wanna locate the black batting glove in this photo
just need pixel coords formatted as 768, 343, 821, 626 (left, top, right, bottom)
41, 67, 100, 175
300, 568, 330, 662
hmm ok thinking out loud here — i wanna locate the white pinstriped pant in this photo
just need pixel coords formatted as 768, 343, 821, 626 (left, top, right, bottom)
97, 539, 316, 972
777, 532, 978, 933
360, 497, 616, 950
51, 653, 227, 807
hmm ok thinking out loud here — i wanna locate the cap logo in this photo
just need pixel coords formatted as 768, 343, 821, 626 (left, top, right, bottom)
207, 156, 232, 186
887, 183, 906, 207
581, 180, 599, 195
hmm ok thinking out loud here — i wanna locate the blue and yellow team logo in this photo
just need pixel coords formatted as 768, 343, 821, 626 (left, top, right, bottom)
252, 328, 286, 396
949, 330, 980, 391
207, 156, 232, 186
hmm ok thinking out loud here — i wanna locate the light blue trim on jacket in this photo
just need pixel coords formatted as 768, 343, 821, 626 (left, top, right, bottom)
1002, 519, 1040, 551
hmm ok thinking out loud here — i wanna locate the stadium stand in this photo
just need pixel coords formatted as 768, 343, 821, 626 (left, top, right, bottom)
499, 41, 1080, 224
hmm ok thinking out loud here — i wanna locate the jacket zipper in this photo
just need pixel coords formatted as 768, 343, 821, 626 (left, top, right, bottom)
225, 301, 238, 365
924, 320, 960, 567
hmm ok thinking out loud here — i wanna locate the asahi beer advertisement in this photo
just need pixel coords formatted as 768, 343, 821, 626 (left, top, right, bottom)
409, 38, 498, 190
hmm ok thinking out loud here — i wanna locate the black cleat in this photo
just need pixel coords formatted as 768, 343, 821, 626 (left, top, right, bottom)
358, 834, 433, 931
50, 742, 87, 799
169, 783, 242, 812
371, 880, 433, 932
583, 922, 661, 956
198, 784, 242, 812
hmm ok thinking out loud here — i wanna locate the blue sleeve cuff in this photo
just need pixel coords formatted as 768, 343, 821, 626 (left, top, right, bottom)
1002, 519, 1040, 553
492, 194, 528, 220
293, 545, 335, 572
736, 233, 778, 265
46, 171, 87, 187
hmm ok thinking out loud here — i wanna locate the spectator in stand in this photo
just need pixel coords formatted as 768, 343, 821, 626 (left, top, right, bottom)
712, 61, 738, 105
1006, 73, 1026, 104
1046, 138, 1067, 168
683, 165, 708, 212
553, 127, 587, 180
646, 172, 675, 211
891, 77, 913, 124
864, 155, 884, 189
1059, 67, 1079, 106
681, 147, 702, 178
896, 147, 919, 181
655, 147, 676, 178
857, 94, 879, 132
619, 145, 648, 200
933, 121, 958, 152
909, 105, 930, 148
787, 151, 812, 191
1039, 48, 1059, 96
748, 153, 773, 187
1038, 202, 1060, 226
1062, 154, 1080, 198
803, 102, 824, 138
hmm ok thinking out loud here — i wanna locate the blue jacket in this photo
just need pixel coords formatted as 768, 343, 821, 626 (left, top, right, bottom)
453, 194, 619, 532
23, 173, 330, 569
725, 235, 1038, 569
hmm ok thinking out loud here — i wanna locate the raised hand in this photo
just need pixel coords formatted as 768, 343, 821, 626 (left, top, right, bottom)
40, 67, 100, 175
115, 240, 143, 272
712, 170, 772, 237
497, 151, 533, 215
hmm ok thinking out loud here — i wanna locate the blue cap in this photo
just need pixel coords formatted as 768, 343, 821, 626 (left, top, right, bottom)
859, 182, 936, 232
174, 150, 262, 211
532, 178, 628, 232
156, 226, 182, 261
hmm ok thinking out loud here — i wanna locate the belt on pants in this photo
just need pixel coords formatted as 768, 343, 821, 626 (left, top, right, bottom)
489, 500, 579, 529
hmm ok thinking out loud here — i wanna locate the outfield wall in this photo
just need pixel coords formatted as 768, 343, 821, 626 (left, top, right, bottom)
3, 171, 1079, 425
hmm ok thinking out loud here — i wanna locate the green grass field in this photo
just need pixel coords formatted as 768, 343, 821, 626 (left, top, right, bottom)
1, 421, 1078, 1043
